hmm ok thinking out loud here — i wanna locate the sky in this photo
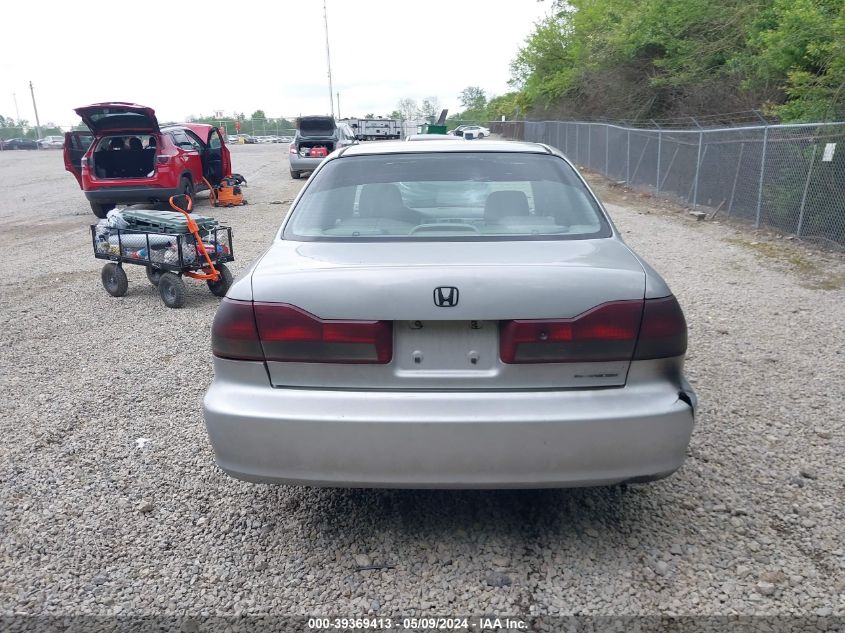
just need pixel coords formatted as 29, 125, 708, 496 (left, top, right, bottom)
0, 0, 550, 128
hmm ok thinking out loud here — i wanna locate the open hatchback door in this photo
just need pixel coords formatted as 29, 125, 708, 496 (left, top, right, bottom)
74, 102, 159, 134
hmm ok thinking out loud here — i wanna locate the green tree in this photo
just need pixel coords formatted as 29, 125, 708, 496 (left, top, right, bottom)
486, 92, 524, 119
742, 0, 845, 120
459, 86, 487, 111
251, 109, 266, 120
508, 0, 845, 122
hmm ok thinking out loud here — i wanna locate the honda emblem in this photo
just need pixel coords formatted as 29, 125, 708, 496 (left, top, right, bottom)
433, 287, 459, 307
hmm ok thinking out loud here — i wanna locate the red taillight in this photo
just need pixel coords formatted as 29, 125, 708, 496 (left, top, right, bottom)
632, 295, 688, 360
211, 299, 264, 361
255, 303, 392, 363
500, 300, 643, 364
499, 296, 688, 364
289, 145, 297, 154
212, 299, 392, 364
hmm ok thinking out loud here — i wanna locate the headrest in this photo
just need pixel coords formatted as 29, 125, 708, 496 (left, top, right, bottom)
484, 190, 530, 223
358, 183, 405, 218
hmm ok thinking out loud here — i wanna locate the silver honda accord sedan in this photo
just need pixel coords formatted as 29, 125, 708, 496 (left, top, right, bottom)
203, 140, 696, 488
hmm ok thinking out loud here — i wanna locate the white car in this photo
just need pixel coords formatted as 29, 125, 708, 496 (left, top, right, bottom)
38, 135, 65, 149
459, 125, 491, 139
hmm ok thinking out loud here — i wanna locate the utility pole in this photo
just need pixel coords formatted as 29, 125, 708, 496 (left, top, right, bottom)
337, 92, 341, 119
29, 81, 42, 140
12, 93, 20, 123
323, 0, 335, 118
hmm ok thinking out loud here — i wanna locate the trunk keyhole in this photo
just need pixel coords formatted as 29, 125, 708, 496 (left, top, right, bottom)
468, 351, 479, 365
413, 351, 423, 364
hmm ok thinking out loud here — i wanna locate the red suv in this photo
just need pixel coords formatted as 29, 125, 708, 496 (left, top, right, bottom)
64, 103, 231, 217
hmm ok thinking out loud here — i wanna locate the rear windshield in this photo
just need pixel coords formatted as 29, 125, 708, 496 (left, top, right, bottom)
284, 152, 612, 241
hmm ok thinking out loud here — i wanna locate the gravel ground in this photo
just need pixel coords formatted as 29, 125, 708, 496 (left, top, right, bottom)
0, 144, 843, 619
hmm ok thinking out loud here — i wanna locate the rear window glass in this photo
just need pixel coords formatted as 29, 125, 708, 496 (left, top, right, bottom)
284, 152, 611, 241
88, 111, 146, 122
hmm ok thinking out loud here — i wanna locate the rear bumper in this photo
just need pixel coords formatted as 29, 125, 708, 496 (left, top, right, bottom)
289, 155, 326, 172
203, 359, 696, 489
85, 186, 181, 205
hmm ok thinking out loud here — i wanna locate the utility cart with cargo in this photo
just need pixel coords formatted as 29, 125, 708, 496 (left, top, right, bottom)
92, 196, 234, 308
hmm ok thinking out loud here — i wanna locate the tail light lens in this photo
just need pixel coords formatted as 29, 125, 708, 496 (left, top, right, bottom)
500, 296, 688, 363
289, 145, 297, 154
632, 295, 688, 360
500, 300, 643, 364
255, 303, 392, 363
212, 299, 392, 364
211, 299, 264, 361
81, 156, 90, 170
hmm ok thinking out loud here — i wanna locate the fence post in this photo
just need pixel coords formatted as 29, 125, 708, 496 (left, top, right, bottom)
651, 120, 662, 195
605, 125, 610, 176
797, 141, 818, 237
576, 124, 580, 165
728, 142, 745, 216
626, 129, 631, 183
692, 118, 703, 209
587, 123, 592, 168
755, 126, 769, 228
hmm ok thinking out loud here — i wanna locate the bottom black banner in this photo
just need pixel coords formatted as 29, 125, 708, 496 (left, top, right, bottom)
0, 615, 842, 633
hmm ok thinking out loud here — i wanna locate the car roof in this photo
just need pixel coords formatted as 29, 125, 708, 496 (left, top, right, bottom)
340, 139, 549, 156
161, 123, 215, 132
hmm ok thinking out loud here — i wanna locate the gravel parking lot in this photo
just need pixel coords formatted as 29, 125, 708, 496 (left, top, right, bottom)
1, 144, 843, 620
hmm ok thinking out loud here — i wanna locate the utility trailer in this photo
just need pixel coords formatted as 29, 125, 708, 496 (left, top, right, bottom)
343, 118, 402, 141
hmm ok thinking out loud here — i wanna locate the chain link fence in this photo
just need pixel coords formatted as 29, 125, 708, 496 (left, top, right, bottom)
215, 120, 296, 138
491, 119, 845, 249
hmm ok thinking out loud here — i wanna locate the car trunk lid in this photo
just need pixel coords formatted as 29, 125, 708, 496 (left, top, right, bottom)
250, 239, 647, 390
74, 103, 159, 134
297, 116, 336, 138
